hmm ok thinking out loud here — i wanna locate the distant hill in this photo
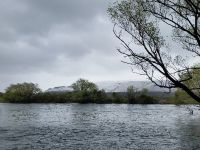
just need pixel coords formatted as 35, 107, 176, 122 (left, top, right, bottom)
46, 86, 73, 92
96, 81, 171, 92
46, 81, 173, 93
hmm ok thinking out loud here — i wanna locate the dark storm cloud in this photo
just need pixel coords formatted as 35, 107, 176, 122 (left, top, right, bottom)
0, 0, 111, 36
0, 0, 139, 91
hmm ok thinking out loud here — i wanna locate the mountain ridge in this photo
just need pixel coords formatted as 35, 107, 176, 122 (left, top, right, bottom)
46, 81, 172, 93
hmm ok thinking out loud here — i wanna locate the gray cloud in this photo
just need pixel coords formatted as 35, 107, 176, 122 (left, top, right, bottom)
0, 0, 144, 91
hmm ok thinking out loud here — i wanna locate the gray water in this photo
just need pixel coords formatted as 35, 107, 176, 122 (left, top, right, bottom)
0, 104, 200, 150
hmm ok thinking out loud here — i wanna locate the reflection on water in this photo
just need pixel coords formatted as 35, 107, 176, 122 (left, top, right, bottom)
0, 104, 200, 149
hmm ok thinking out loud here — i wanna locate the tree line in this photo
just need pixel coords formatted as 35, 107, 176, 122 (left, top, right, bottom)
0, 78, 197, 104
0, 79, 158, 104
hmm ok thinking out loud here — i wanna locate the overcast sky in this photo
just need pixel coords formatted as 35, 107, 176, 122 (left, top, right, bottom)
0, 0, 148, 91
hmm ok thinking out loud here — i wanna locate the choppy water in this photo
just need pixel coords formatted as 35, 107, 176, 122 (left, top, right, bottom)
0, 104, 200, 150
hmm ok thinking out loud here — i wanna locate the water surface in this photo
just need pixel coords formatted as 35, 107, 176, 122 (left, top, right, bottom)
0, 104, 200, 150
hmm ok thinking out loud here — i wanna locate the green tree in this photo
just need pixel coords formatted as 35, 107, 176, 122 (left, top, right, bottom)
4, 83, 41, 103
127, 86, 137, 104
172, 89, 197, 104
71, 78, 98, 92
0, 92, 4, 102
138, 94, 157, 104
172, 65, 200, 104
91, 89, 108, 103
71, 79, 98, 103
180, 65, 200, 97
140, 88, 148, 96
108, 0, 200, 103
111, 92, 127, 103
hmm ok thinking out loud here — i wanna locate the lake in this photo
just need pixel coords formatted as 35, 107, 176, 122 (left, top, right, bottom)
0, 104, 200, 150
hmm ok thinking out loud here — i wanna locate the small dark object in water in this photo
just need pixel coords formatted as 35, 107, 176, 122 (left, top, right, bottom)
186, 106, 194, 115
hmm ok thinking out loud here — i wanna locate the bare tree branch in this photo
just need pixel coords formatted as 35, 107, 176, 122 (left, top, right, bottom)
108, 0, 200, 102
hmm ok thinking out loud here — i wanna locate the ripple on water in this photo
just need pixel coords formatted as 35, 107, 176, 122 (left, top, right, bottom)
0, 104, 200, 149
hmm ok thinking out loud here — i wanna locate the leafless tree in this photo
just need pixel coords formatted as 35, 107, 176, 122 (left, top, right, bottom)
108, 0, 200, 102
